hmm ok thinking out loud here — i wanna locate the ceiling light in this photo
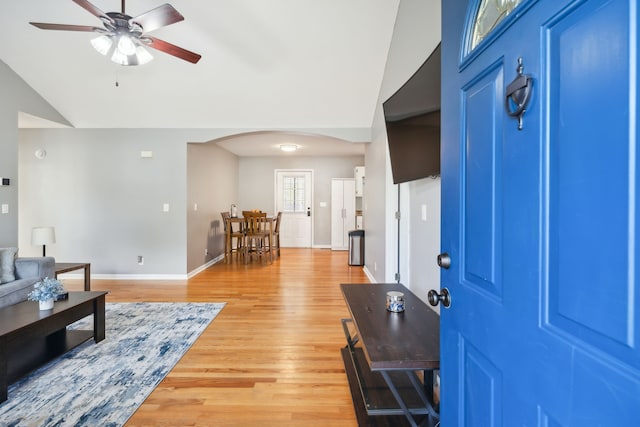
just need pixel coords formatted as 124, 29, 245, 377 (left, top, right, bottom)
91, 34, 153, 66
135, 45, 153, 65
280, 144, 298, 152
117, 35, 137, 56
111, 47, 129, 65
90, 35, 112, 56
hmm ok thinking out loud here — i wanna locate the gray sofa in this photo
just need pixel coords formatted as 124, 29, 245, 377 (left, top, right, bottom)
0, 248, 55, 308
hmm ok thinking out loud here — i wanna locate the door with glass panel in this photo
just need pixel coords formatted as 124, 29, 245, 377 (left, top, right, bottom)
275, 170, 313, 247
440, 0, 640, 424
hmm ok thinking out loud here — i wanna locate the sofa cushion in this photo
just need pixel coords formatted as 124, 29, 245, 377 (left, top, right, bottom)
0, 277, 39, 308
0, 247, 18, 284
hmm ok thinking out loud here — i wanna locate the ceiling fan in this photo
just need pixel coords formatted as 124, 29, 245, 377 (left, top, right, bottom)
30, 0, 201, 65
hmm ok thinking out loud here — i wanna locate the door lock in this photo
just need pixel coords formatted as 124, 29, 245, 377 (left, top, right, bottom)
437, 252, 451, 269
428, 288, 451, 308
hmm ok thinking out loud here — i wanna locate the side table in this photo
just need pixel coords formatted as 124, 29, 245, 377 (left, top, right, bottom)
340, 283, 440, 427
54, 262, 91, 291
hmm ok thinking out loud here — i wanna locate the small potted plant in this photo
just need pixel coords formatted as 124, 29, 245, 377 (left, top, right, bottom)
28, 277, 66, 310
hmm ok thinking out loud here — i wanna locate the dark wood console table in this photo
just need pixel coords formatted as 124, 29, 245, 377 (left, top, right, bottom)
340, 283, 440, 427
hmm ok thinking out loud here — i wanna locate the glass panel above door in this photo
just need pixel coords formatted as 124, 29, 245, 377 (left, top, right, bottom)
471, 0, 524, 49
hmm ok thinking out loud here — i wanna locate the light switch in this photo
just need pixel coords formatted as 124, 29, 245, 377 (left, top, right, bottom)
1, 204, 8, 214
163, 203, 170, 212
421, 204, 427, 221
194, 203, 198, 211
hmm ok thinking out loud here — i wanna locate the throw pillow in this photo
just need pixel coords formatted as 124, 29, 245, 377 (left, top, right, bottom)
0, 247, 18, 284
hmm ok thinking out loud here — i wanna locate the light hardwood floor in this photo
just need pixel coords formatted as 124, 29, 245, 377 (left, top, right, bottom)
68, 248, 369, 426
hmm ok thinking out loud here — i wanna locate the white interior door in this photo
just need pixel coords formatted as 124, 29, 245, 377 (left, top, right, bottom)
275, 170, 313, 247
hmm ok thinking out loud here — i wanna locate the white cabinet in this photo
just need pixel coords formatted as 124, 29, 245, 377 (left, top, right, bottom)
331, 178, 356, 250
354, 166, 365, 197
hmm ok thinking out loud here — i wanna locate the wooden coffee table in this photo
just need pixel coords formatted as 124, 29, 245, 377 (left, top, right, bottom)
0, 291, 107, 402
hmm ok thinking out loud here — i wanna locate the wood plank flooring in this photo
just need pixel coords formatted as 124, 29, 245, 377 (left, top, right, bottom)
71, 248, 369, 426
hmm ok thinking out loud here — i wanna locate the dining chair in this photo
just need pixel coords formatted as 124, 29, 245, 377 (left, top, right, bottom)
271, 211, 282, 258
242, 211, 271, 263
221, 211, 243, 263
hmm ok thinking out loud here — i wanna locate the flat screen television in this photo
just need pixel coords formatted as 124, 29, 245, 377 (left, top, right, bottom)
383, 43, 441, 184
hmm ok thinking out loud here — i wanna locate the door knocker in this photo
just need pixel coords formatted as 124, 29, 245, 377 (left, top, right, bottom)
505, 57, 533, 130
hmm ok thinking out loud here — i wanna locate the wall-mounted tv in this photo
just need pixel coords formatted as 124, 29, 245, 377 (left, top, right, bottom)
383, 43, 441, 184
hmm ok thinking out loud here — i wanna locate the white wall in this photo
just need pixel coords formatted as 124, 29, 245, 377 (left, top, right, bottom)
365, 0, 441, 294
0, 60, 70, 246
237, 155, 363, 247
407, 177, 441, 306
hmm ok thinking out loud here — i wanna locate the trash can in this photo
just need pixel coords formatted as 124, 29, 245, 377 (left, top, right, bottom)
348, 230, 365, 266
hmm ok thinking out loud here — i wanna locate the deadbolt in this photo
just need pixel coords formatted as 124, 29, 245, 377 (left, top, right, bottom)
437, 252, 451, 269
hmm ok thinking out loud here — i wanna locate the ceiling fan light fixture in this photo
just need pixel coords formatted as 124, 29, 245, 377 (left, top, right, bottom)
117, 35, 137, 56
135, 45, 153, 65
90, 35, 112, 56
102, 35, 152, 66
110, 47, 129, 65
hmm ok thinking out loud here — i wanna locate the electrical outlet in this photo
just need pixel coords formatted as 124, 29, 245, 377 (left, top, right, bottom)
137, 256, 144, 265
205, 248, 208, 255
1, 204, 8, 214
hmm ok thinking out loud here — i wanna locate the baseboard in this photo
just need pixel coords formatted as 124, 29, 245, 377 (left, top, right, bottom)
86, 274, 190, 280
312, 244, 331, 249
187, 255, 223, 278
56, 255, 224, 281
363, 266, 376, 283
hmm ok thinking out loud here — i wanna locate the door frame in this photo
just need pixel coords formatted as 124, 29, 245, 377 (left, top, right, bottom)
274, 169, 314, 248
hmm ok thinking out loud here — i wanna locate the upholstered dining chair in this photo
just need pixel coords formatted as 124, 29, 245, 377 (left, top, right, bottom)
221, 211, 243, 263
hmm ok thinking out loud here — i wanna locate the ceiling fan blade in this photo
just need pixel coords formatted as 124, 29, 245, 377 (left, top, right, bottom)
131, 4, 184, 33
72, 0, 112, 23
145, 36, 201, 64
30, 22, 101, 32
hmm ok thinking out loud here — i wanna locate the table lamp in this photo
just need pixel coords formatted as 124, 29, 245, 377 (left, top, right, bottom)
31, 226, 56, 256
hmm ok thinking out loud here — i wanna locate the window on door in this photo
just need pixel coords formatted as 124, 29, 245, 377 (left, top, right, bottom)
282, 176, 306, 213
471, 0, 524, 49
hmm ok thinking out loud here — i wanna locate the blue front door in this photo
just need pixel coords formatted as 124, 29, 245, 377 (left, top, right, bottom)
440, 0, 640, 424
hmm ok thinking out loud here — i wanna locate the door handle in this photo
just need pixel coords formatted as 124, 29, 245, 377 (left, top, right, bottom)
428, 288, 451, 308
437, 252, 451, 269
505, 57, 533, 130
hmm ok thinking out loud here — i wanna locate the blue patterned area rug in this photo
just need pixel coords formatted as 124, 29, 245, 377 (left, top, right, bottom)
0, 302, 225, 427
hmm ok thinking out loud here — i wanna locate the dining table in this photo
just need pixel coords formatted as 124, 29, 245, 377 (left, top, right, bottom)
224, 215, 276, 264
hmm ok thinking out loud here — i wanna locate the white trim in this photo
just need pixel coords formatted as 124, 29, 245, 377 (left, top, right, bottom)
56, 255, 224, 281
187, 255, 223, 278
363, 265, 376, 283
312, 244, 331, 249
89, 274, 189, 280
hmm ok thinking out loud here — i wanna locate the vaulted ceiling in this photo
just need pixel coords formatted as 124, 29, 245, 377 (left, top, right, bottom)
2, 1, 400, 156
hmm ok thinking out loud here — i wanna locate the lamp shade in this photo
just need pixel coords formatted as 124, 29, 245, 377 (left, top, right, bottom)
31, 226, 56, 246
